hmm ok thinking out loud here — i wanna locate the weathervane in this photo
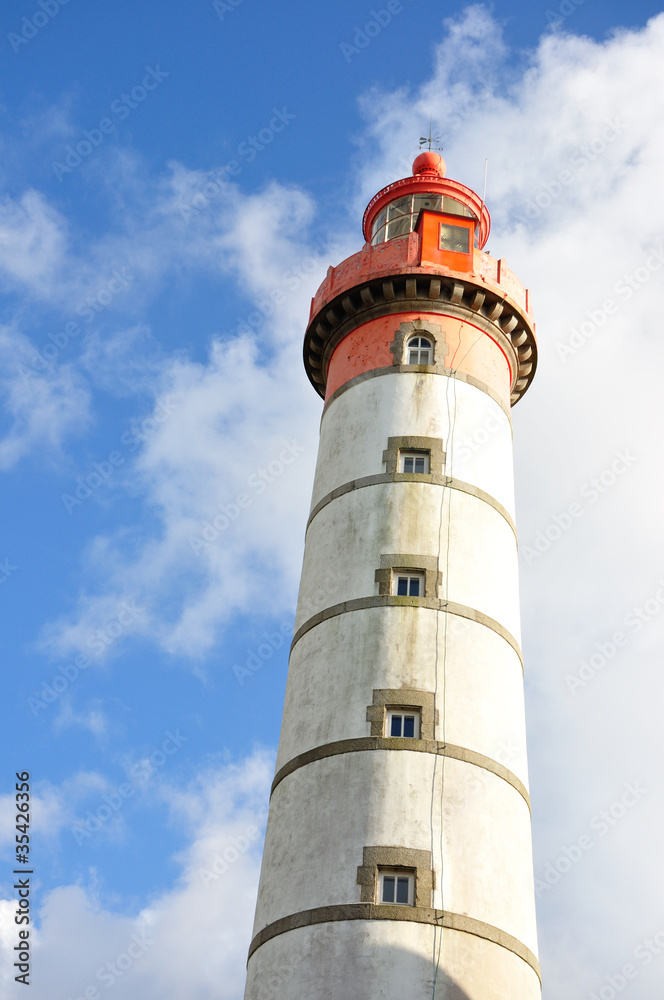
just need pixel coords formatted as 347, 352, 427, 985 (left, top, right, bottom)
419, 117, 443, 152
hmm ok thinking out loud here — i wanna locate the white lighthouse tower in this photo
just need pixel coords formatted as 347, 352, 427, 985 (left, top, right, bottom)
243, 151, 540, 1000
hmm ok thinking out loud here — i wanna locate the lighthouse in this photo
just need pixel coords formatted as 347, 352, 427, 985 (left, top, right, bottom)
243, 151, 540, 999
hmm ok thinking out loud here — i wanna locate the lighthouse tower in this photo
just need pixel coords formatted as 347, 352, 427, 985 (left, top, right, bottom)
243, 152, 540, 1000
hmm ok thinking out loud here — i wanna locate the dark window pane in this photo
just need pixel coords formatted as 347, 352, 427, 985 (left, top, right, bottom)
382, 877, 395, 903
408, 578, 420, 597
403, 457, 414, 473
414, 457, 425, 473
390, 715, 402, 737
396, 878, 410, 904
403, 715, 415, 738
397, 577, 408, 596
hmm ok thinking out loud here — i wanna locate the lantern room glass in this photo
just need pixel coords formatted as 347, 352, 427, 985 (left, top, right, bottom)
371, 193, 477, 246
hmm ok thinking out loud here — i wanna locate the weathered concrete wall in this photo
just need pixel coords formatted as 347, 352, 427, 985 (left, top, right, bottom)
254, 754, 536, 947
324, 313, 513, 403
313, 373, 515, 517
245, 360, 539, 999
296, 484, 520, 638
245, 921, 541, 1000
276, 609, 528, 786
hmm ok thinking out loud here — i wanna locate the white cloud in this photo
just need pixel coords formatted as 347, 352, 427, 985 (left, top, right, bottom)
0, 752, 271, 999
0, 190, 69, 298
53, 698, 110, 739
0, 771, 107, 851
0, 324, 91, 469
40, 177, 338, 660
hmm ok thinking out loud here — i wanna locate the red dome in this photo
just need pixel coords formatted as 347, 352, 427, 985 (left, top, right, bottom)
412, 151, 446, 177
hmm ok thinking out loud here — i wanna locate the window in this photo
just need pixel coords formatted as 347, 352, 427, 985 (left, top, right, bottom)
379, 868, 415, 906
357, 846, 433, 907
370, 193, 475, 245
439, 222, 471, 254
386, 708, 421, 739
399, 450, 430, 474
407, 336, 432, 365
394, 572, 424, 597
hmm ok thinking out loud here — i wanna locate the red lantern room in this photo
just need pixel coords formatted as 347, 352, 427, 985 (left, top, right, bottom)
304, 154, 537, 411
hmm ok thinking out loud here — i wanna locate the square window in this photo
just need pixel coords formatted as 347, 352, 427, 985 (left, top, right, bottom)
379, 868, 414, 906
387, 709, 420, 739
394, 572, 424, 597
400, 450, 430, 474
439, 222, 471, 253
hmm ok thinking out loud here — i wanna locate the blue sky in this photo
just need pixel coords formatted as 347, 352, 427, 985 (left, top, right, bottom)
2, 2, 664, 998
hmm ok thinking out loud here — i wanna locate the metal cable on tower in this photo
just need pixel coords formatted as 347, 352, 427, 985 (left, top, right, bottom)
243, 146, 541, 1000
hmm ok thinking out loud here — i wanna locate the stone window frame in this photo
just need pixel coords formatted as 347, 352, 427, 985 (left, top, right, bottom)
389, 319, 450, 369
366, 688, 438, 741
382, 435, 446, 477
357, 846, 434, 907
374, 553, 441, 600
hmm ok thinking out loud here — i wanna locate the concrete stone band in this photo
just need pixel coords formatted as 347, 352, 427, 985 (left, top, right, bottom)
307, 472, 518, 542
246, 904, 542, 984
303, 274, 536, 404
322, 365, 513, 424
270, 736, 531, 812
291, 596, 524, 668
